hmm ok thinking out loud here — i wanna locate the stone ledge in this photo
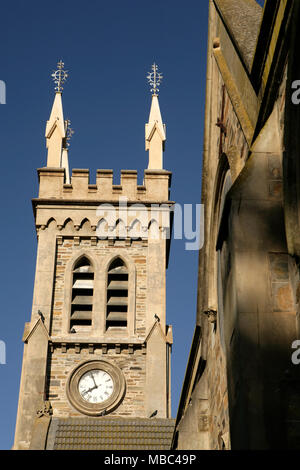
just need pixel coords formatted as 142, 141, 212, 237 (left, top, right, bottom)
49, 340, 147, 355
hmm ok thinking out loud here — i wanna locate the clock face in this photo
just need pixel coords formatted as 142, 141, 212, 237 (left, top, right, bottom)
67, 360, 126, 415
78, 369, 114, 404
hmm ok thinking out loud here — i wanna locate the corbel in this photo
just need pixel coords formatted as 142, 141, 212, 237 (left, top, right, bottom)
74, 236, 80, 246
91, 236, 97, 246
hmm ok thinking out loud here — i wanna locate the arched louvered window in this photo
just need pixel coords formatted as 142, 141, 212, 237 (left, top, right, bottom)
106, 258, 128, 329
70, 257, 94, 329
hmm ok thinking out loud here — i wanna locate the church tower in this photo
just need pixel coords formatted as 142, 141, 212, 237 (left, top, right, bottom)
13, 62, 175, 450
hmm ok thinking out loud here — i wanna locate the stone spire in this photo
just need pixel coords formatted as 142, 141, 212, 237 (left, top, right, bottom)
45, 60, 68, 169
145, 64, 166, 169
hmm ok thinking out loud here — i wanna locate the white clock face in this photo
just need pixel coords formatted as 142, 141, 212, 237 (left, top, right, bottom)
78, 369, 114, 404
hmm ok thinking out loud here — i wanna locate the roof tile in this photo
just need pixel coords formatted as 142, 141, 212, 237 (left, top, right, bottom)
47, 417, 175, 450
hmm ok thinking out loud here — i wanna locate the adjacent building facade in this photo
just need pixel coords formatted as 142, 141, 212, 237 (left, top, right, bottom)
174, 0, 300, 450
13, 67, 175, 450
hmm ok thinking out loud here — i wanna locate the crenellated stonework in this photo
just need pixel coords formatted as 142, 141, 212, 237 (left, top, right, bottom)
37, 168, 171, 202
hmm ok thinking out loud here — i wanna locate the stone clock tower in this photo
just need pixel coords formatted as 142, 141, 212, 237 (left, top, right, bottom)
13, 62, 175, 450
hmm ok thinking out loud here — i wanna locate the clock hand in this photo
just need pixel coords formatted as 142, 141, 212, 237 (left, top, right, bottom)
91, 372, 98, 388
82, 385, 98, 395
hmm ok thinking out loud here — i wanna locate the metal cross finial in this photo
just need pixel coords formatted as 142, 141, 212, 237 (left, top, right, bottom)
66, 119, 74, 147
51, 60, 68, 93
147, 63, 163, 96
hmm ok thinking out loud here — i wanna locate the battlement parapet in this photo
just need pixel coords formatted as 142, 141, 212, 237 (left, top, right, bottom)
38, 168, 171, 202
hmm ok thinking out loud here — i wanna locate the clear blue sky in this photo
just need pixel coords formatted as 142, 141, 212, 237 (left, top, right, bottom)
0, 0, 212, 450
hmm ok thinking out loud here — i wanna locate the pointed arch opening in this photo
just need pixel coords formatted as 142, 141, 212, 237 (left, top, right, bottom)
115, 219, 126, 239
96, 218, 108, 239
70, 256, 94, 329
106, 257, 128, 330
129, 219, 142, 240
63, 217, 74, 230
46, 217, 57, 229
148, 219, 160, 240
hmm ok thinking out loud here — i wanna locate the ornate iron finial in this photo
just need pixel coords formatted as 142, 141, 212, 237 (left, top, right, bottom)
147, 63, 163, 96
51, 60, 68, 93
66, 119, 74, 147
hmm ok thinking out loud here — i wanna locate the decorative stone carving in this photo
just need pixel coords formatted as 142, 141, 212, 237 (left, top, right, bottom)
37, 401, 53, 418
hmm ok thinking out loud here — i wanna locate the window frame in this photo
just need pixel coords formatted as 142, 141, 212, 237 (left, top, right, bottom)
61, 250, 136, 339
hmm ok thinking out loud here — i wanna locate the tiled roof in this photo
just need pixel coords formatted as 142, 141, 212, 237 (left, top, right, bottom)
214, 0, 263, 71
46, 417, 175, 450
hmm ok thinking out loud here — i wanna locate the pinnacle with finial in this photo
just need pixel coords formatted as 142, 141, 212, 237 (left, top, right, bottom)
51, 60, 68, 93
147, 63, 163, 96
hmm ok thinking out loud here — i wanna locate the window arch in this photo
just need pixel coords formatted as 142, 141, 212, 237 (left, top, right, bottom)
106, 258, 128, 329
70, 257, 94, 329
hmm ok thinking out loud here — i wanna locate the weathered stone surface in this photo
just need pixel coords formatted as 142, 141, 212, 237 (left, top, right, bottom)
175, 0, 300, 451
